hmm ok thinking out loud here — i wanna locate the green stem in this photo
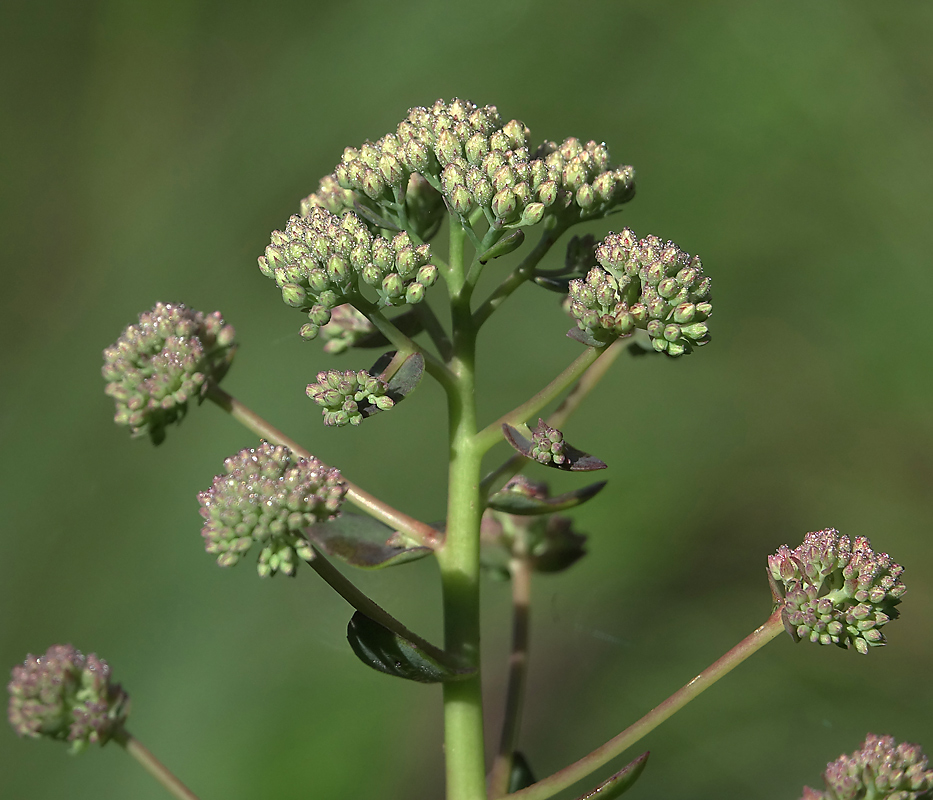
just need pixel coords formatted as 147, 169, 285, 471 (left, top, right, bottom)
436, 220, 487, 800
307, 548, 450, 663
205, 384, 440, 548
480, 336, 631, 496
474, 346, 606, 456
509, 610, 787, 800
487, 542, 532, 798
472, 229, 560, 329
115, 728, 199, 800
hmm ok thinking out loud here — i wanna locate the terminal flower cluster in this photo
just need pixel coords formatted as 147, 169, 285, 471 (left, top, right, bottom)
567, 228, 712, 356
801, 734, 933, 800
306, 368, 395, 427
198, 441, 347, 577
8, 645, 129, 754
102, 302, 235, 443
769, 529, 906, 654
529, 419, 568, 466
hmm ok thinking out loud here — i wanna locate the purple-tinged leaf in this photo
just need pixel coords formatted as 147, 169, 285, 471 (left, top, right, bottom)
574, 752, 650, 800
306, 514, 433, 570
487, 481, 607, 516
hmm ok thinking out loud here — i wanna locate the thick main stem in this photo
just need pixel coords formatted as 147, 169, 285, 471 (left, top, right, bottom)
115, 728, 199, 800
437, 222, 487, 800
509, 610, 786, 800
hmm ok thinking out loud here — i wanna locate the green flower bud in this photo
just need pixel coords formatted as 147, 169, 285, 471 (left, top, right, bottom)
492, 187, 518, 220
382, 273, 405, 299
306, 369, 395, 427
281, 283, 307, 308
417, 264, 438, 287
529, 419, 569, 466
198, 441, 346, 576
300, 323, 320, 341
102, 303, 236, 444
405, 282, 425, 304
769, 529, 906, 654
521, 203, 546, 226
801, 735, 933, 800
7, 644, 129, 753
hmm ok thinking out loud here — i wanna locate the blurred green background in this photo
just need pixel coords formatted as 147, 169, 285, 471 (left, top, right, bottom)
2, 1, 931, 798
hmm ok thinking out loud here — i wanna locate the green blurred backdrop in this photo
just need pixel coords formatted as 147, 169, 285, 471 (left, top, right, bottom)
2, 1, 932, 798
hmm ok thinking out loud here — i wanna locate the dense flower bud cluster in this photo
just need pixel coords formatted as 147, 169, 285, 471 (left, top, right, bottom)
258, 207, 438, 340
567, 228, 712, 356
198, 441, 347, 577
319, 304, 376, 354
801, 734, 933, 800
535, 138, 635, 223
306, 369, 395, 427
8, 645, 129, 753
102, 303, 235, 443
529, 419, 568, 466
769, 529, 906, 654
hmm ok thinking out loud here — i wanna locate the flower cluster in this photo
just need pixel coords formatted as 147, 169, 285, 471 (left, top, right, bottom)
529, 419, 568, 466
102, 303, 235, 443
801, 734, 933, 800
198, 441, 347, 577
535, 138, 635, 224
306, 369, 395, 427
769, 529, 906, 654
258, 207, 437, 340
567, 228, 712, 356
8, 645, 129, 753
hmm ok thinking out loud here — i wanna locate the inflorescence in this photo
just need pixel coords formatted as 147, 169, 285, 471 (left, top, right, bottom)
769, 529, 905, 654
103, 303, 235, 443
567, 228, 711, 356
801, 734, 933, 800
306, 369, 395, 427
8, 645, 129, 754
198, 441, 347, 577
258, 207, 437, 341
529, 419, 568, 466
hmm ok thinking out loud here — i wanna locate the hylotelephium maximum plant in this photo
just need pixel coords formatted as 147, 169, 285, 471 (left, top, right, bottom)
9, 97, 929, 800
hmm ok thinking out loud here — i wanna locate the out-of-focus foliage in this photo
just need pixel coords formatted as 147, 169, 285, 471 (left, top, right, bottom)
1, 2, 931, 799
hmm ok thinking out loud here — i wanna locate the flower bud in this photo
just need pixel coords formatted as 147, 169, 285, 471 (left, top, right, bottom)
306, 369, 395, 427
8, 644, 129, 753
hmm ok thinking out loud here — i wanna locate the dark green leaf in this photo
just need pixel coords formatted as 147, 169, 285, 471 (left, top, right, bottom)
502, 424, 607, 472
487, 481, 606, 515
306, 514, 432, 570
533, 275, 573, 294
346, 611, 473, 683
385, 352, 424, 397
574, 752, 649, 800
508, 752, 536, 793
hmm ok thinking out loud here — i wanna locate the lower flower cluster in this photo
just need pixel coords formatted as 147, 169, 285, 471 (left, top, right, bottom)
7, 645, 129, 754
198, 441, 347, 577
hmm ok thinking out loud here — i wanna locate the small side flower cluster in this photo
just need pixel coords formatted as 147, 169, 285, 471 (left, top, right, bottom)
8, 645, 129, 754
258, 208, 437, 340
529, 419, 568, 466
102, 303, 235, 443
567, 229, 712, 356
801, 734, 933, 800
198, 441, 347, 577
306, 369, 394, 427
769, 529, 906, 654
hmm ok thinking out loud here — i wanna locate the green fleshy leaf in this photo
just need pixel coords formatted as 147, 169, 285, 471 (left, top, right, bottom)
533, 275, 573, 294
385, 352, 424, 397
574, 752, 650, 800
478, 229, 525, 263
487, 481, 607, 516
508, 752, 536, 793
352, 199, 402, 232
346, 611, 473, 683
305, 514, 432, 569
502, 424, 608, 472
